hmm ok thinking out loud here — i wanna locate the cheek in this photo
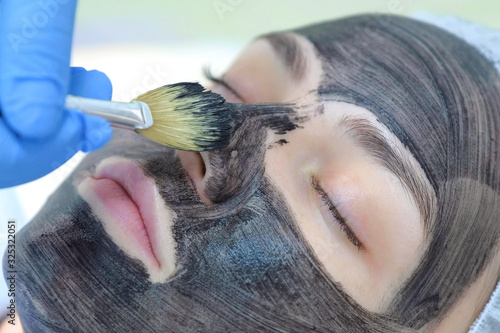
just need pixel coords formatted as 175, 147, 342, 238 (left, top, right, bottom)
264, 121, 372, 297
264, 133, 377, 309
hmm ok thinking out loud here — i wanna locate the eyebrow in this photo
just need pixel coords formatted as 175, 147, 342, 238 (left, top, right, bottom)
258, 33, 307, 80
338, 116, 435, 234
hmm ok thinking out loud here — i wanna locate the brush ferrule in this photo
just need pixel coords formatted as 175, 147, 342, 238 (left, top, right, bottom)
65, 95, 153, 130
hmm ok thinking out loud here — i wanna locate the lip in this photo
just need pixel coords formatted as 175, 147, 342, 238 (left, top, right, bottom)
77, 157, 177, 283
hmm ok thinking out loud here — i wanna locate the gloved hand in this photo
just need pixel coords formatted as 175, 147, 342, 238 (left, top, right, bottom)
0, 0, 113, 188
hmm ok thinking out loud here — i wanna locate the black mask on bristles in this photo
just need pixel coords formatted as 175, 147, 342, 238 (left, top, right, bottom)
134, 82, 233, 151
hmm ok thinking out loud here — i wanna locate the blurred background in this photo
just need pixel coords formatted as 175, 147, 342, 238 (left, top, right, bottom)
0, 0, 499, 306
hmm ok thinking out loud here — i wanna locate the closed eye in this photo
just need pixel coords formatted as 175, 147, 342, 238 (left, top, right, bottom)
203, 66, 245, 102
311, 176, 364, 251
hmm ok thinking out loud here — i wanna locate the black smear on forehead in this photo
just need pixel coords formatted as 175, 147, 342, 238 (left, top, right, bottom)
295, 14, 500, 328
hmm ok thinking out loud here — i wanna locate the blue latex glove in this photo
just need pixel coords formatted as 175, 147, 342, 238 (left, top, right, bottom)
0, 0, 113, 188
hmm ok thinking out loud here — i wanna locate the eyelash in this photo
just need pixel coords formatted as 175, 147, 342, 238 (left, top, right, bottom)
202, 66, 244, 101
311, 177, 363, 251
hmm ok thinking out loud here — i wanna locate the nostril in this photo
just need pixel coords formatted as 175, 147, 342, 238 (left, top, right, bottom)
177, 151, 205, 179
198, 153, 207, 179
177, 151, 211, 203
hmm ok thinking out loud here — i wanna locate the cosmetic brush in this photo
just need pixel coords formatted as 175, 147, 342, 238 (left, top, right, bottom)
65, 82, 232, 151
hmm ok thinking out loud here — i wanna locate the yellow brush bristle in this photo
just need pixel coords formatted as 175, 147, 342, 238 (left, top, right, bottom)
134, 83, 232, 151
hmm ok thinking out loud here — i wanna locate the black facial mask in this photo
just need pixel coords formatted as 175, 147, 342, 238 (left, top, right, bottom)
6, 14, 500, 333
6, 102, 416, 332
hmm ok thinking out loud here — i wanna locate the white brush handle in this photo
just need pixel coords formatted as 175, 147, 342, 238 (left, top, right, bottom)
65, 95, 153, 130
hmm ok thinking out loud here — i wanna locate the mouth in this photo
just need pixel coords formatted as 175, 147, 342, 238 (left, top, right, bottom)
77, 157, 177, 283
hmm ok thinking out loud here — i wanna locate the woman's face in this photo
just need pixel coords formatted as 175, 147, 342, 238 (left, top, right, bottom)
201, 34, 429, 312
10, 30, 496, 332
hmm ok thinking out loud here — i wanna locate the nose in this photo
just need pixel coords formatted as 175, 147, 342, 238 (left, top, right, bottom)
198, 103, 302, 204
177, 103, 302, 205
